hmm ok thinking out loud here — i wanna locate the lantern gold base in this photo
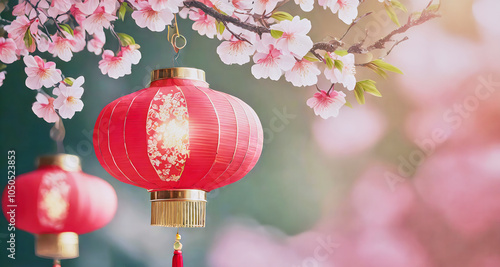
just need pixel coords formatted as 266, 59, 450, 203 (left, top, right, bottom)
150, 190, 207, 228
35, 232, 79, 259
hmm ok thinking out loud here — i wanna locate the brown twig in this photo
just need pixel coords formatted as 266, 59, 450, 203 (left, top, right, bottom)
183, 0, 270, 36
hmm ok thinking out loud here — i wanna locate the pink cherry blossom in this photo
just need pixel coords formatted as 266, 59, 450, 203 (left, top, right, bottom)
252, 0, 280, 15
72, 27, 87, 52
0, 71, 6, 87
149, 0, 184, 12
48, 0, 74, 17
232, 0, 253, 10
251, 34, 295, 80
306, 90, 346, 119
284, 59, 321, 87
120, 44, 142, 65
271, 16, 313, 58
4, 16, 31, 47
319, 0, 359, 24
32, 93, 59, 123
98, 50, 132, 79
24, 55, 62, 90
131, 1, 174, 32
53, 76, 85, 119
75, 0, 99, 15
88, 31, 106, 55
324, 52, 357, 90
217, 38, 256, 65
0, 38, 18, 64
190, 10, 218, 39
70, 6, 88, 25
48, 34, 77, 62
36, 34, 51, 53
294, 0, 314, 12
82, 6, 117, 35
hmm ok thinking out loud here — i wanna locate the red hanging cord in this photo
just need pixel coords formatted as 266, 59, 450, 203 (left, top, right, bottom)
53, 259, 61, 267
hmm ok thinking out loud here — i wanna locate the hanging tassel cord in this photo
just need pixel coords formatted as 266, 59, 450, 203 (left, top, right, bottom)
53, 259, 61, 267
172, 229, 184, 267
167, 15, 187, 66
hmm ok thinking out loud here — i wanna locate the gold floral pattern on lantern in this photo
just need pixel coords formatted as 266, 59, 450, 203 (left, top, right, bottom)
146, 89, 190, 182
38, 171, 70, 230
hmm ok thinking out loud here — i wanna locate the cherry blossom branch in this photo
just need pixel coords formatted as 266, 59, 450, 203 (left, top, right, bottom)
365, 7, 440, 51
183, 0, 270, 36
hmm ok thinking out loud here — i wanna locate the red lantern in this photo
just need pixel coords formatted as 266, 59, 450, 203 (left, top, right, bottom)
93, 67, 263, 228
1, 154, 117, 264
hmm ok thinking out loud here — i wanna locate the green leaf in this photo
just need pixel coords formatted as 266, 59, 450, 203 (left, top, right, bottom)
119, 2, 127, 21
371, 59, 403, 74
63, 77, 74, 86
23, 29, 33, 49
270, 30, 284, 39
354, 86, 366, 105
385, 3, 400, 26
427, 3, 441, 12
358, 80, 382, 97
334, 50, 348, 56
324, 53, 334, 70
117, 32, 136, 46
365, 62, 388, 79
303, 52, 320, 62
59, 24, 74, 36
216, 21, 225, 35
390, 0, 407, 13
334, 60, 344, 72
271, 11, 294, 21
344, 100, 353, 108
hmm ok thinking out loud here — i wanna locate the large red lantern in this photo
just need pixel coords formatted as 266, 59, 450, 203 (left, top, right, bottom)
1, 154, 117, 265
93, 67, 263, 228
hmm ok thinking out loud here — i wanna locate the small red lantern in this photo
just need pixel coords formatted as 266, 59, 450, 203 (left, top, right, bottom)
93, 67, 263, 228
1, 154, 117, 265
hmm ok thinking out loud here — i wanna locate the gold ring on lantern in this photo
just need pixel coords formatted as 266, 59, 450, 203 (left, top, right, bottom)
150, 189, 207, 228
35, 232, 79, 259
37, 154, 81, 172
151, 67, 206, 83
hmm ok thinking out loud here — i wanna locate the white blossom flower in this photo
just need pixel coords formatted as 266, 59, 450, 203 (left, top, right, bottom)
24, 55, 62, 90
32, 93, 59, 123
319, 0, 359, 24
131, 1, 174, 32
98, 50, 132, 79
324, 52, 357, 90
251, 34, 296, 80
252, 0, 281, 15
53, 76, 85, 119
217, 32, 256, 65
149, 0, 184, 12
121, 44, 142, 65
189, 10, 217, 38
285, 59, 321, 87
270, 16, 314, 58
295, 0, 314, 12
306, 90, 346, 119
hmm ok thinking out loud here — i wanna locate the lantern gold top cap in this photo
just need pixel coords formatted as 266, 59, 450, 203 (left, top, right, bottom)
37, 154, 81, 172
151, 67, 206, 83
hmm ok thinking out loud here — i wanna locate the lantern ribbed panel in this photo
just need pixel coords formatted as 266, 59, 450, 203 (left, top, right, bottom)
94, 75, 263, 192
1, 166, 117, 235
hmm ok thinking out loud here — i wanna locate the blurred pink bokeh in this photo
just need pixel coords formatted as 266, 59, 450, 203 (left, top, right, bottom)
209, 0, 500, 266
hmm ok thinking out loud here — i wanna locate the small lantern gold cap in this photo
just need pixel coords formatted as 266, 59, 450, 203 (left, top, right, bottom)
37, 154, 81, 172
151, 67, 206, 83
150, 189, 207, 228
35, 232, 79, 259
